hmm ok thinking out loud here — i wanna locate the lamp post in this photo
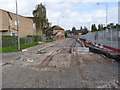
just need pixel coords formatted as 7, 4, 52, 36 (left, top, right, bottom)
97, 3, 108, 48
57, 16, 64, 26
89, 16, 94, 31
16, 0, 20, 51
97, 3, 108, 27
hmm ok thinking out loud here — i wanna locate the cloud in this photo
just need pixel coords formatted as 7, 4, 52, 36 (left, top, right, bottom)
34, 0, 119, 2
0, 0, 118, 30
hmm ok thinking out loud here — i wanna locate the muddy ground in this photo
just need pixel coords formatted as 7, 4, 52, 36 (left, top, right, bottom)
2, 38, 120, 88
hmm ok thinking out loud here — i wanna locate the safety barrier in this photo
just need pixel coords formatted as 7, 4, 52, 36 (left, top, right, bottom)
80, 28, 120, 53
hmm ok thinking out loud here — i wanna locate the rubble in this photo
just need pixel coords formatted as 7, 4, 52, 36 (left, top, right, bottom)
38, 41, 44, 44
22, 49, 27, 52
77, 47, 89, 52
36, 51, 47, 54
2, 38, 119, 88
26, 58, 33, 63
97, 80, 120, 88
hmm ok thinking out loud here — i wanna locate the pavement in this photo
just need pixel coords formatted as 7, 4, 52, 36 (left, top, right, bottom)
2, 38, 120, 88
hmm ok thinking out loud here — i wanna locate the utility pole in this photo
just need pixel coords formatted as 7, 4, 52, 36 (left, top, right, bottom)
8, 13, 11, 35
16, 0, 20, 50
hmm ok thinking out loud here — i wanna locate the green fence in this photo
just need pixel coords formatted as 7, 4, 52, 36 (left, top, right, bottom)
2, 35, 41, 47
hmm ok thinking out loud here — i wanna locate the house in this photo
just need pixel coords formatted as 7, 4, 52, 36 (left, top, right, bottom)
50, 25, 65, 39
67, 31, 75, 37
0, 9, 36, 37
76, 30, 82, 35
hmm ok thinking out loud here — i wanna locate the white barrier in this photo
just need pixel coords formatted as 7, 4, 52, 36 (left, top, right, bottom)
80, 28, 120, 51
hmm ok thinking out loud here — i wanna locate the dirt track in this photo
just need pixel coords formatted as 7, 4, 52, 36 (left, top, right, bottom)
2, 38, 119, 88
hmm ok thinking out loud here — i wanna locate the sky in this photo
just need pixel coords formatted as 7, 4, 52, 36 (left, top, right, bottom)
0, 0, 119, 30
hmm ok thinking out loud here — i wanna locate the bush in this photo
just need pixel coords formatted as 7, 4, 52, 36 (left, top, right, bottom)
20, 38, 25, 44
2, 35, 42, 47
27, 35, 42, 42
65, 32, 67, 38
2, 35, 17, 47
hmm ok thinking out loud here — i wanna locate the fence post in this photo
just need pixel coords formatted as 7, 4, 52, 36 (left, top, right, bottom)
25, 34, 27, 44
100, 30, 103, 48
95, 31, 98, 47
110, 28, 112, 47
118, 28, 120, 49
14, 36, 16, 46
31, 36, 33, 43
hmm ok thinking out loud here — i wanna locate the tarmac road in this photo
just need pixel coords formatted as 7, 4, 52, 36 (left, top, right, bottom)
2, 52, 23, 64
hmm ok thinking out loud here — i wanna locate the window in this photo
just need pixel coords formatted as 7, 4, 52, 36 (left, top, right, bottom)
57, 32, 61, 35
33, 24, 35, 29
11, 32, 16, 36
14, 21, 19, 25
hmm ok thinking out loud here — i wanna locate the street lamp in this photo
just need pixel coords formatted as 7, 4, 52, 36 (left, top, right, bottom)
57, 16, 64, 26
97, 3, 108, 48
89, 16, 94, 31
97, 3, 108, 27
16, 0, 20, 50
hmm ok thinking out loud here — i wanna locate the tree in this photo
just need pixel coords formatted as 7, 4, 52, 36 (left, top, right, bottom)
65, 32, 67, 38
116, 24, 120, 28
107, 23, 120, 28
91, 24, 97, 32
80, 26, 82, 30
81, 26, 89, 35
33, 3, 49, 35
107, 23, 114, 28
98, 24, 103, 31
72, 26, 76, 32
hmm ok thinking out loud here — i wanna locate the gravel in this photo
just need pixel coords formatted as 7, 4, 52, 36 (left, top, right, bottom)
2, 38, 119, 88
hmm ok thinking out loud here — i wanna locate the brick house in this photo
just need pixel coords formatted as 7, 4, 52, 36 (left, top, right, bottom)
50, 25, 65, 39
0, 9, 36, 37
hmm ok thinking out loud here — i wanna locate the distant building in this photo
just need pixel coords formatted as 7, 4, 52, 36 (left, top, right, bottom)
67, 31, 74, 37
66, 30, 82, 37
76, 30, 82, 35
50, 25, 65, 39
118, 1, 120, 25
0, 9, 36, 37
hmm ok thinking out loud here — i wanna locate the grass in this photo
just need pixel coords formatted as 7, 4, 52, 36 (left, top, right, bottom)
0, 39, 55, 53
45, 39, 55, 43
0, 42, 39, 53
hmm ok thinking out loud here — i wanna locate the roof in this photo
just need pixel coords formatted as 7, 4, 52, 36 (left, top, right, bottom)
51, 25, 64, 30
27, 17, 35, 19
0, 9, 33, 19
67, 31, 74, 34
0, 30, 8, 32
77, 30, 82, 33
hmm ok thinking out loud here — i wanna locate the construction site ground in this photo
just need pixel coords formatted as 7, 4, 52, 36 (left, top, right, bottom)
2, 38, 119, 88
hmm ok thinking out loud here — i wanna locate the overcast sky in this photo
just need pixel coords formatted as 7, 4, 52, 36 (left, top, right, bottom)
0, 0, 119, 30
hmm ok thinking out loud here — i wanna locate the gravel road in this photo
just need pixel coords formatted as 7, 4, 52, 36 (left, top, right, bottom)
2, 38, 120, 88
